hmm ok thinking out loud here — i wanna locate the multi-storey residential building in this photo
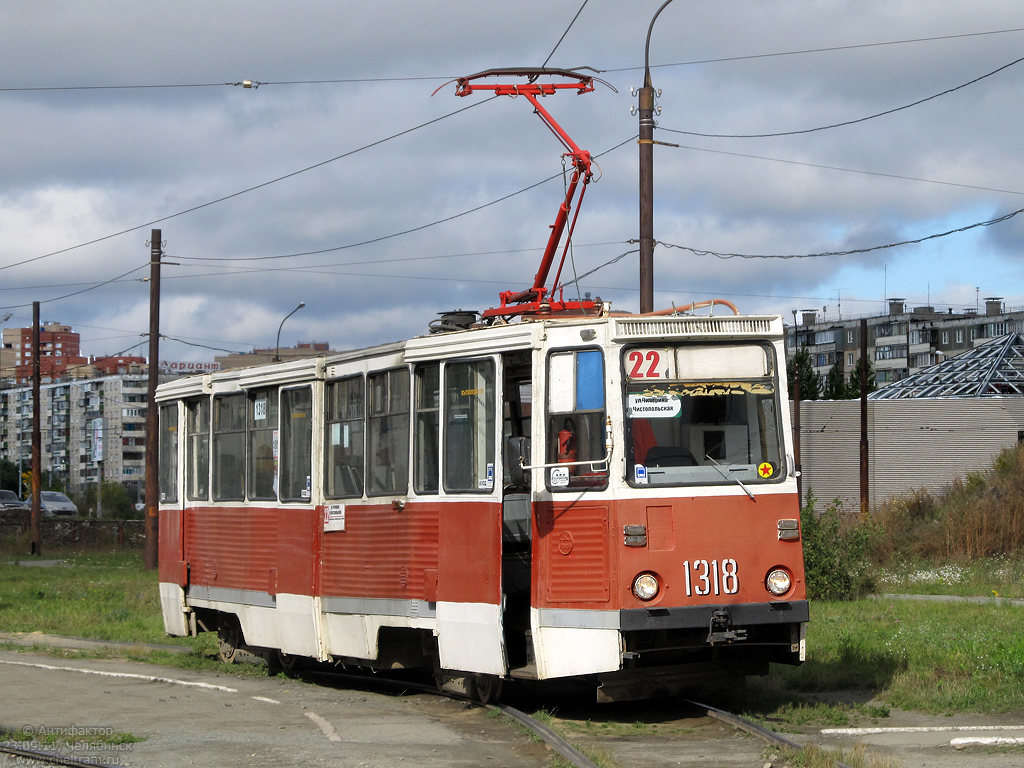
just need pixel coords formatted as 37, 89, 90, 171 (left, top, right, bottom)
787, 297, 1024, 387
0, 374, 164, 498
1, 323, 88, 382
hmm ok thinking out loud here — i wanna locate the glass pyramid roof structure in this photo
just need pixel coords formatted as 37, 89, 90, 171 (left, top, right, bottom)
869, 333, 1024, 399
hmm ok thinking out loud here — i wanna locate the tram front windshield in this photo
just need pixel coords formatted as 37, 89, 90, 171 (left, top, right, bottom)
625, 344, 784, 487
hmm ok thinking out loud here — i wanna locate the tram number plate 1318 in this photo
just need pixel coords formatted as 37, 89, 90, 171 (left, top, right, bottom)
682, 558, 739, 596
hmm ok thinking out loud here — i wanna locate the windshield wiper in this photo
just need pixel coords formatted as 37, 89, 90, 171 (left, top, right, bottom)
705, 456, 756, 502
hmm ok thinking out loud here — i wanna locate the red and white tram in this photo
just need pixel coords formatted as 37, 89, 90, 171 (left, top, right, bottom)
156, 69, 806, 702
156, 305, 807, 701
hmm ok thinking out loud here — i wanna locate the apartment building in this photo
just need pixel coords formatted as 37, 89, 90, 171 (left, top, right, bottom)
787, 297, 1023, 386
0, 374, 161, 497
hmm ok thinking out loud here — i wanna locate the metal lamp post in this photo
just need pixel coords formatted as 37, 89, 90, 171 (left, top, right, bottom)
274, 302, 306, 362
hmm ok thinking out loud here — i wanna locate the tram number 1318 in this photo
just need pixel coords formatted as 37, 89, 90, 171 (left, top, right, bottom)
682, 558, 739, 596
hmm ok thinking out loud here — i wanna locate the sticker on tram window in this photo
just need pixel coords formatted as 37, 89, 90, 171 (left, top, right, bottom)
625, 348, 674, 379
681, 558, 740, 596
550, 466, 570, 487
627, 393, 681, 419
254, 398, 268, 421
634, 464, 648, 484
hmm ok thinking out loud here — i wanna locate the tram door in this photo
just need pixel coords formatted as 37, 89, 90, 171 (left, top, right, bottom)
501, 351, 534, 671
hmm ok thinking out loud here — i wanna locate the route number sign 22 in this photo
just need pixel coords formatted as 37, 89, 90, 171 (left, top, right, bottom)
625, 349, 673, 379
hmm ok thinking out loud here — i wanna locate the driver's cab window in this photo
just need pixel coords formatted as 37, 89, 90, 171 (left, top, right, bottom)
546, 349, 606, 491
626, 343, 784, 487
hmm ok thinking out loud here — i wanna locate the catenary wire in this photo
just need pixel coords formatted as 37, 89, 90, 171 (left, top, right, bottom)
0, 96, 498, 274
169, 136, 637, 263
541, 0, 591, 69
7, 27, 1023, 91
659, 54, 1024, 138
653, 207, 1024, 260
0, 265, 148, 310
655, 141, 1024, 197
602, 26, 1024, 72
0, 76, 453, 92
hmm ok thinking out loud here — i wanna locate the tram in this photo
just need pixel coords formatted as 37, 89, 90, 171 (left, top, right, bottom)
156, 70, 807, 703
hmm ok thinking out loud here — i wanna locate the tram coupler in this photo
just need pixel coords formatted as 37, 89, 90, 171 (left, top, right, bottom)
707, 609, 748, 645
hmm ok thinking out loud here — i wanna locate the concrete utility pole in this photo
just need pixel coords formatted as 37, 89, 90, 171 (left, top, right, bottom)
144, 229, 161, 570
638, 0, 675, 313
31, 301, 41, 556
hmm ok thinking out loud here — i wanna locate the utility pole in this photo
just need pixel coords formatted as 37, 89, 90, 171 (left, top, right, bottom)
31, 301, 41, 556
859, 317, 870, 517
144, 229, 161, 570
638, 76, 655, 314
638, 1, 675, 314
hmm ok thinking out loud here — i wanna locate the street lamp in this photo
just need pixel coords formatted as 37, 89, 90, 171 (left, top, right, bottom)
274, 302, 306, 362
638, 0, 676, 313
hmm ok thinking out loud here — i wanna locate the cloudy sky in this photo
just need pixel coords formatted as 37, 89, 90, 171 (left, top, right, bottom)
3, 1, 1024, 362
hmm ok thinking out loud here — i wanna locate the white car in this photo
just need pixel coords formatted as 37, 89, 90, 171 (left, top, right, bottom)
40, 491, 78, 517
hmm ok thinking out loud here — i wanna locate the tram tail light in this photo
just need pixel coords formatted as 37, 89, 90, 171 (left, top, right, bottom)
777, 519, 800, 541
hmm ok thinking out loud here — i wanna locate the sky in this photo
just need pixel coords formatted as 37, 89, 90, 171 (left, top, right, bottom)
3, 1, 1024, 362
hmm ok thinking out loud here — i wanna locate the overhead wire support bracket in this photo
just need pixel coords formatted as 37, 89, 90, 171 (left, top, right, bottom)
436, 68, 613, 318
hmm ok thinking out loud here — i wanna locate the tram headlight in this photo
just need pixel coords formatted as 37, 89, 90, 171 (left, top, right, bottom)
632, 572, 660, 601
765, 568, 792, 596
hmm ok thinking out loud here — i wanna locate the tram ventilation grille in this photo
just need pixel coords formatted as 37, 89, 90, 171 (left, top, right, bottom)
613, 316, 773, 339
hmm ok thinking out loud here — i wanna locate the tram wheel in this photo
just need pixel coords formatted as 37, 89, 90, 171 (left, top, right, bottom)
216, 623, 241, 664
268, 649, 298, 676
474, 673, 503, 704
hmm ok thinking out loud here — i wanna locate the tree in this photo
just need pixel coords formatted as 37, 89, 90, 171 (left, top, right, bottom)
823, 358, 849, 400
787, 347, 822, 401
847, 356, 878, 398
0, 458, 19, 493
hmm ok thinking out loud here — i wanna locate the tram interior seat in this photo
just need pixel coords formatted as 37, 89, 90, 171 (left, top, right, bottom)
333, 463, 363, 497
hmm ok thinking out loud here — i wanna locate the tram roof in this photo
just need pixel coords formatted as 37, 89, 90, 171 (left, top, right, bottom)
156, 312, 785, 400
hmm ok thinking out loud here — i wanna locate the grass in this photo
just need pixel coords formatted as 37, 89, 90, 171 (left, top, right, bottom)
0, 726, 145, 747
0, 551, 193, 646
776, 598, 1024, 713
764, 743, 901, 768
874, 555, 1024, 599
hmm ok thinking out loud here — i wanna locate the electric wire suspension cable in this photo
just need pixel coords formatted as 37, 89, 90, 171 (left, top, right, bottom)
659, 54, 1024, 138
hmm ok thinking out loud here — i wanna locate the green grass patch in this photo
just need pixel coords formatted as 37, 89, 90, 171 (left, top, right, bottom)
0, 552, 204, 651
874, 556, 1024, 599
0, 726, 145, 747
0, 551, 196, 647
778, 598, 1024, 713
764, 743, 900, 768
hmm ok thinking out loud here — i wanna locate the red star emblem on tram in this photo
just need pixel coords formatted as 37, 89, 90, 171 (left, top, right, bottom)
758, 462, 773, 478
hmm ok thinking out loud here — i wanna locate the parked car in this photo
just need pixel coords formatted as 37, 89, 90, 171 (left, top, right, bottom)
40, 491, 78, 517
0, 490, 29, 512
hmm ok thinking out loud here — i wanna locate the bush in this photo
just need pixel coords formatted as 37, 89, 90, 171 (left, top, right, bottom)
800, 494, 875, 600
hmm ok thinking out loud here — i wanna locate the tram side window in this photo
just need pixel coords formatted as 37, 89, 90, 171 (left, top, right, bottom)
159, 403, 178, 503
325, 376, 364, 499
444, 360, 495, 493
546, 349, 607, 491
248, 388, 278, 500
367, 369, 410, 496
186, 398, 210, 501
414, 364, 440, 494
213, 394, 245, 501
280, 387, 313, 502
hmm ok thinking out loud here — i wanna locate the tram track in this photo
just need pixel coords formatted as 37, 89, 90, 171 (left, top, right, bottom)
1, 634, 849, 768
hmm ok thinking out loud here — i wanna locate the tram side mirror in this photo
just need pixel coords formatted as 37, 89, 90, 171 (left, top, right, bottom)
506, 436, 531, 488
